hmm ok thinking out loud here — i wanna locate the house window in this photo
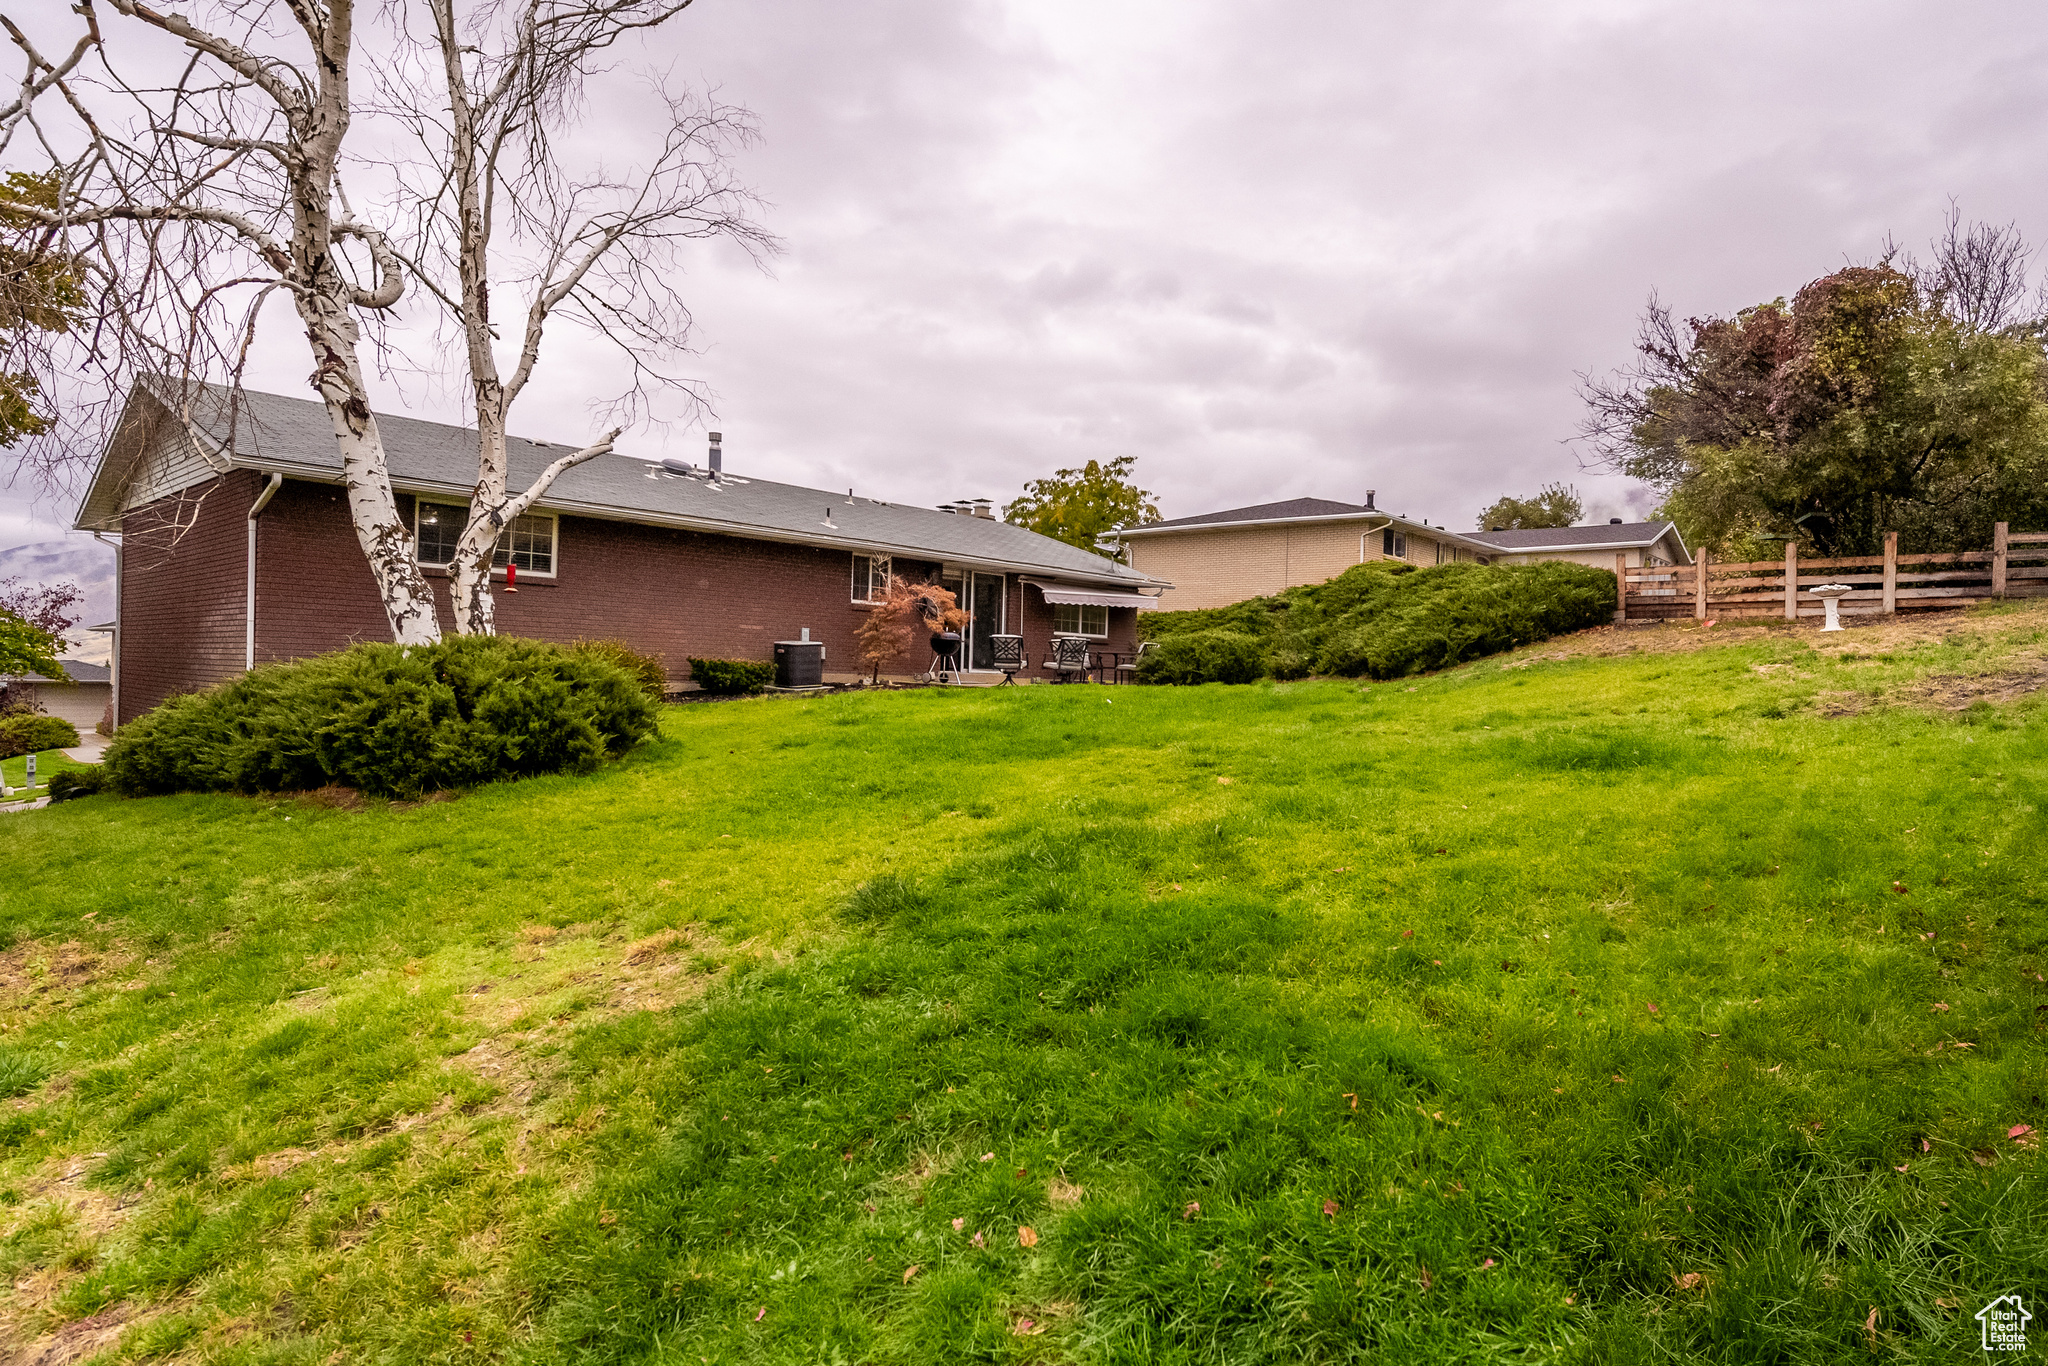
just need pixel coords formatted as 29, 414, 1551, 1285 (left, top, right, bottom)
1382, 528, 1407, 559
415, 501, 556, 575
852, 554, 892, 604
1053, 602, 1108, 637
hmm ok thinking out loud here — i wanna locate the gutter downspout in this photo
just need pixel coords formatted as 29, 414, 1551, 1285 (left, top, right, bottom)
246, 474, 283, 670
1357, 515, 1394, 563
93, 530, 121, 729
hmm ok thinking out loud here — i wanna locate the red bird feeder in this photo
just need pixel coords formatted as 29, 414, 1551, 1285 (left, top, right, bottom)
503, 561, 518, 593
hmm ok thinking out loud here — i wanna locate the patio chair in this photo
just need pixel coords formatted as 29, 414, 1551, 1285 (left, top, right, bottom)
990, 633, 1024, 685
1047, 634, 1090, 683
1113, 639, 1156, 683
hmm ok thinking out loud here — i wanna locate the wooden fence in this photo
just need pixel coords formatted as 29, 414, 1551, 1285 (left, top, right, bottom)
1614, 523, 2048, 623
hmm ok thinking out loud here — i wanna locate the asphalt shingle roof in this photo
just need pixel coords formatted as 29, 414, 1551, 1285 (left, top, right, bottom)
1142, 497, 1374, 530
1467, 521, 1678, 550
79, 384, 1159, 588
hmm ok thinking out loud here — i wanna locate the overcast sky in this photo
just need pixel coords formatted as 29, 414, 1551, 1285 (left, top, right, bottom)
8, 0, 2048, 553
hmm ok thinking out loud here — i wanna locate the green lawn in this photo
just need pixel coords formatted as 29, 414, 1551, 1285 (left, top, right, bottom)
1, 608, 2044, 1363
0, 747, 92, 795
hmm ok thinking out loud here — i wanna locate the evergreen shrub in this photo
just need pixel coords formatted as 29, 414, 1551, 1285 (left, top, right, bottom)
570, 639, 669, 703
687, 657, 777, 696
1133, 630, 1268, 686
1138, 559, 1615, 682
47, 767, 107, 802
102, 635, 656, 799
0, 711, 79, 758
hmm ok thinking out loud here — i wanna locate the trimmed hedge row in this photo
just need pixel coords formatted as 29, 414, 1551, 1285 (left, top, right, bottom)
103, 635, 657, 799
1137, 560, 1616, 684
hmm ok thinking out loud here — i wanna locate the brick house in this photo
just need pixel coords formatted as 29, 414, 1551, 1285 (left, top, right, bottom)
1111, 493, 1500, 610
74, 383, 1168, 725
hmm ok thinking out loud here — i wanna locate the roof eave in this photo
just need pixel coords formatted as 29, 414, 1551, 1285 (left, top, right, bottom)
1118, 509, 1498, 555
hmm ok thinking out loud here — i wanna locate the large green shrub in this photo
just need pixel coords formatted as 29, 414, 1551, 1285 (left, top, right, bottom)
0, 710, 79, 758
687, 657, 776, 696
46, 767, 107, 803
570, 639, 669, 703
1137, 559, 1615, 683
1133, 629, 1268, 686
103, 635, 656, 799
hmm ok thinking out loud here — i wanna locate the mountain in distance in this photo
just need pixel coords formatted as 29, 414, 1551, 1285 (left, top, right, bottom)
0, 536, 117, 667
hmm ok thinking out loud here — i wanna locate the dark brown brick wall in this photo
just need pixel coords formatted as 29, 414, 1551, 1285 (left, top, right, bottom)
119, 470, 261, 723
121, 479, 1144, 721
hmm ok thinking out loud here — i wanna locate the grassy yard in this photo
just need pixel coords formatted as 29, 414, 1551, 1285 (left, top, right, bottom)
1, 606, 2044, 1363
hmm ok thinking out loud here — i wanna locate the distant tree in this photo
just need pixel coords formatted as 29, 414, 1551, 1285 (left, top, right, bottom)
0, 611, 66, 682
1579, 230, 2048, 555
0, 172, 86, 447
1004, 456, 1161, 556
853, 579, 969, 684
1478, 482, 1582, 531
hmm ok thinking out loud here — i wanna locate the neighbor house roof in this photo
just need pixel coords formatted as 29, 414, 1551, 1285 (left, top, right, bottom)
1114, 495, 1500, 556
74, 381, 1165, 591
1468, 520, 1690, 562
5, 661, 110, 684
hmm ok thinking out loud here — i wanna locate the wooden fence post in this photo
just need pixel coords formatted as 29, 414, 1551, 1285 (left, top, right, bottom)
1993, 521, 2009, 598
1615, 553, 1628, 623
1882, 531, 1898, 614
1784, 542, 1798, 621
1694, 548, 1709, 619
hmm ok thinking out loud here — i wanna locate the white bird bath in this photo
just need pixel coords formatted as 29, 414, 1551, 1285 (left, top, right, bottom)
1809, 583, 1854, 631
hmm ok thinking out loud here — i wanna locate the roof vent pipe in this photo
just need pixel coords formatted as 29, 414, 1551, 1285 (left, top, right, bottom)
707, 431, 722, 478
1364, 490, 1376, 511
1609, 517, 1622, 524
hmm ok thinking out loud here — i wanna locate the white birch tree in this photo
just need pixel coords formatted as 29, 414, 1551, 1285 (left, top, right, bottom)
386, 0, 771, 634
3, 0, 443, 644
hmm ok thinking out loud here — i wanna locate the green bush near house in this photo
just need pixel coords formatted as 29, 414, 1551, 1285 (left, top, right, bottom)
0, 711, 79, 759
1132, 628, 1269, 685
686, 656, 777, 696
570, 638, 670, 703
101, 635, 656, 800
1140, 559, 1617, 681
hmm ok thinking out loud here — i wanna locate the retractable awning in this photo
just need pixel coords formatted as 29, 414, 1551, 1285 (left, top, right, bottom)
1026, 581, 1164, 610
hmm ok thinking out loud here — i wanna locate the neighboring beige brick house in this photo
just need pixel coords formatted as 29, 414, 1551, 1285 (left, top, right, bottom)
1110, 495, 1500, 611
1468, 520, 1691, 569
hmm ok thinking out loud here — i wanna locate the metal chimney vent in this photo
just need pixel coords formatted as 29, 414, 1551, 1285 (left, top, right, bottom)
1364, 490, 1377, 511
707, 431, 723, 478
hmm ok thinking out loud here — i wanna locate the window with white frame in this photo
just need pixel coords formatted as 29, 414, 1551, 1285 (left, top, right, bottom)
415, 501, 556, 575
852, 554, 892, 603
1053, 602, 1108, 637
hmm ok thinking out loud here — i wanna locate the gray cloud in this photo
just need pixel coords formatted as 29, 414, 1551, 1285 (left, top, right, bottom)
9, 0, 2048, 560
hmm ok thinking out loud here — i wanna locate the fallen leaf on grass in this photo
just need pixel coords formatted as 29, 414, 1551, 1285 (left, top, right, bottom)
1920, 1138, 1932, 1152
1012, 1318, 1044, 1336
1342, 1092, 1358, 1110
1896, 1164, 1910, 1173
1673, 1273, 1703, 1290
1932, 1002, 1950, 1012
2009, 1124, 2034, 1140
1480, 1258, 1497, 1270
979, 1152, 995, 1162
1216, 776, 1233, 785
1322, 1199, 1340, 1219
952, 1217, 965, 1232
1863, 1306, 1879, 1349
1419, 1266, 1433, 1291
1893, 883, 1909, 895
1401, 928, 1414, 939
1018, 1226, 1039, 1247
903, 1265, 920, 1283
972, 1231, 985, 1248
1645, 1002, 1659, 1015
1971, 1149, 1996, 1167
754, 1308, 766, 1322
